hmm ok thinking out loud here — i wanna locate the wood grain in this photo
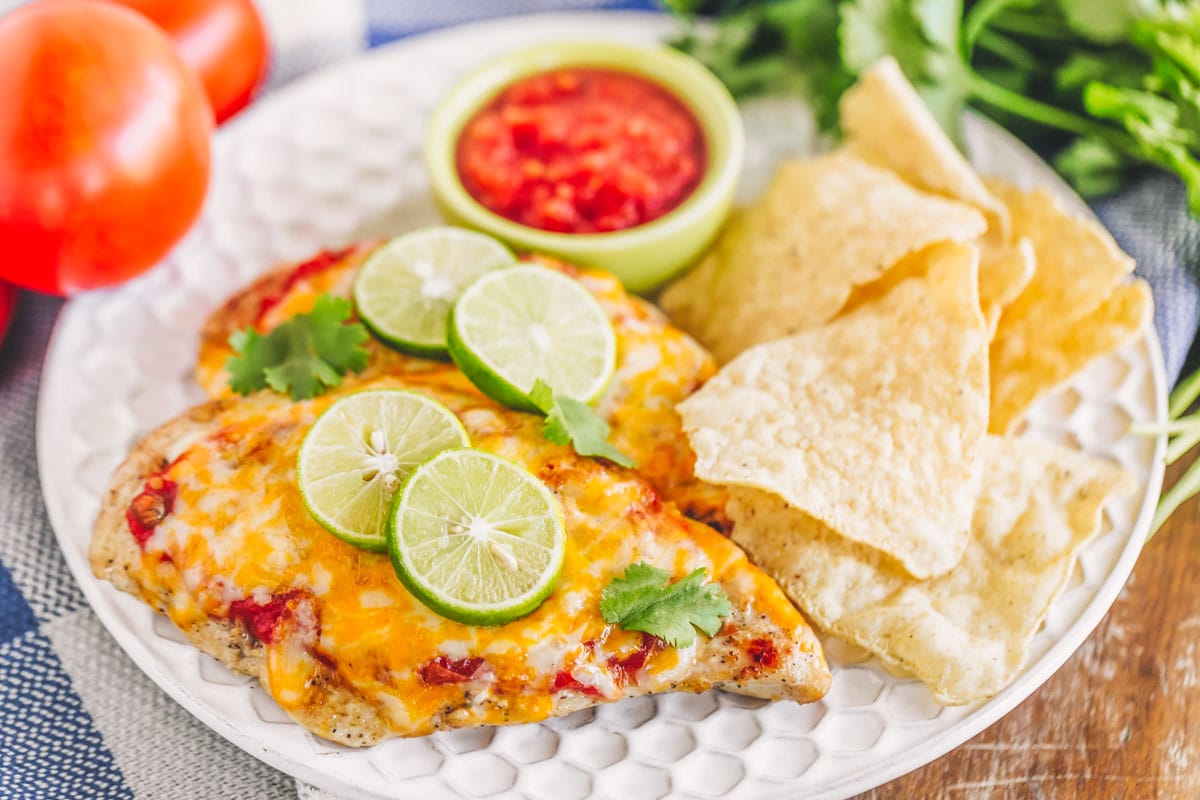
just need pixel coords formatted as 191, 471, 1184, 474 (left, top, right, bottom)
854, 455, 1200, 799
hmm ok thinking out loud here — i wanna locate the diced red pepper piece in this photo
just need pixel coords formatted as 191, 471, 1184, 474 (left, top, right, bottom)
255, 247, 353, 323
419, 656, 485, 685
125, 476, 177, 547
552, 670, 604, 698
608, 633, 663, 689
228, 591, 298, 645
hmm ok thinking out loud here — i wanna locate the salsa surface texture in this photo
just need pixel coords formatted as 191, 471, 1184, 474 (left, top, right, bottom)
456, 68, 706, 234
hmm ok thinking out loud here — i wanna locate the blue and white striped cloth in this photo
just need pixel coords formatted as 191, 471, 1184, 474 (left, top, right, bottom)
0, 1, 1195, 798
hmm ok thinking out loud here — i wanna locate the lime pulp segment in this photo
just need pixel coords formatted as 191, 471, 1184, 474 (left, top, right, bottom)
447, 265, 617, 412
353, 226, 514, 357
388, 448, 566, 626
297, 389, 470, 551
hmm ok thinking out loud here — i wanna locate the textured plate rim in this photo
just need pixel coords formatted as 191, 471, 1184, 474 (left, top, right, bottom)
34, 11, 1168, 800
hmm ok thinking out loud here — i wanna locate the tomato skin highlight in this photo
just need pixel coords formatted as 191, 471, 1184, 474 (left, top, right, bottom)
0, 1, 213, 296
103, 0, 269, 123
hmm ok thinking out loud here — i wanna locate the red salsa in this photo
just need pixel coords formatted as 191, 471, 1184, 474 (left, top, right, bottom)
456, 68, 707, 234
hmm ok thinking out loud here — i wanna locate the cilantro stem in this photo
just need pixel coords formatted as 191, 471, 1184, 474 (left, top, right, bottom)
975, 30, 1040, 71
986, 10, 1077, 42
1167, 425, 1200, 466
961, 0, 1037, 56
1153, 453, 1200, 536
1131, 411, 1200, 437
967, 71, 1129, 143
1169, 368, 1200, 418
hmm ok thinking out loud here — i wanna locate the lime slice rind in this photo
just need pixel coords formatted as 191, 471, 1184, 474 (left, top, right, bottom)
297, 389, 470, 551
388, 448, 565, 625
448, 265, 617, 412
353, 226, 515, 357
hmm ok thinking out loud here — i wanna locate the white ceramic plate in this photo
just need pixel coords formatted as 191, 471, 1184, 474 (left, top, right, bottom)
38, 12, 1166, 800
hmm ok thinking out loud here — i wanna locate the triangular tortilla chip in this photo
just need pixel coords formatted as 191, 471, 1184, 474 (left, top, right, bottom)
678, 242, 988, 578
991, 279, 1151, 433
841, 57, 1009, 237
978, 235, 1035, 337
986, 179, 1146, 432
840, 59, 1032, 332
660, 150, 986, 364
728, 436, 1134, 705
989, 180, 1135, 335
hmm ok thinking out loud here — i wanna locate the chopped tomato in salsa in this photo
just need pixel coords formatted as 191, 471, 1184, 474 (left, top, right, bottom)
456, 68, 706, 234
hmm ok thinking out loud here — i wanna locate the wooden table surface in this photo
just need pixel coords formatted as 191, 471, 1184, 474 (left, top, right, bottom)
855, 456, 1200, 799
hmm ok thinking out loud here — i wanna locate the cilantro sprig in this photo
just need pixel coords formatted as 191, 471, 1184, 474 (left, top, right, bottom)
665, 0, 1200, 215
226, 294, 369, 401
530, 379, 637, 468
600, 562, 733, 647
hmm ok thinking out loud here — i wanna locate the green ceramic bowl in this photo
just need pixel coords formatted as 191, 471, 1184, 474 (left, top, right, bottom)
424, 40, 744, 293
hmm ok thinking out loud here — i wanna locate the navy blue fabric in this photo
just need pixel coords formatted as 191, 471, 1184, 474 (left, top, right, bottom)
364, 0, 659, 46
0, 633, 132, 800
1094, 172, 1200, 382
0, 562, 37, 643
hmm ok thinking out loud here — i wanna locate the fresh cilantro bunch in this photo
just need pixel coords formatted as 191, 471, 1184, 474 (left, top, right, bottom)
226, 294, 370, 400
666, 0, 1200, 214
600, 562, 733, 646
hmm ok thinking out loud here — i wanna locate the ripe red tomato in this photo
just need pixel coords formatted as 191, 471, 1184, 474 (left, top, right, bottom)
104, 0, 269, 123
0, 1, 212, 296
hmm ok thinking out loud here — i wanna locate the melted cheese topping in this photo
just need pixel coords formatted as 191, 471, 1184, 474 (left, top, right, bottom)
132, 376, 809, 739
195, 252, 727, 529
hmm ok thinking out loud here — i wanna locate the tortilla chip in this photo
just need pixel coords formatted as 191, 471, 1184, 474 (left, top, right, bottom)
991, 278, 1152, 433
988, 180, 1135, 335
659, 151, 986, 364
978, 235, 1035, 337
839, 60, 1030, 332
841, 58, 1009, 237
985, 180, 1145, 432
678, 241, 988, 578
729, 436, 1135, 705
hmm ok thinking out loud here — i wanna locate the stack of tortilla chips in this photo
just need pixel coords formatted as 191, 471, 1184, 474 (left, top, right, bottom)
661, 59, 1144, 705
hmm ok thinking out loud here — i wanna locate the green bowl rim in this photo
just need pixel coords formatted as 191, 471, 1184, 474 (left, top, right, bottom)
423, 39, 744, 253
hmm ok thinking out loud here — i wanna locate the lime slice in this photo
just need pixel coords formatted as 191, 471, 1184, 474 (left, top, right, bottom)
353, 227, 514, 357
388, 448, 565, 626
447, 265, 617, 412
297, 389, 470, 551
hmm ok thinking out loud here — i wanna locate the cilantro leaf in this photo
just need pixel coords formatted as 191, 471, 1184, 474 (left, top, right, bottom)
530, 379, 637, 468
600, 563, 733, 647
226, 294, 369, 401
840, 0, 933, 77
1083, 80, 1200, 213
528, 379, 557, 415
667, 0, 851, 128
1053, 137, 1129, 197
1059, 0, 1157, 44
